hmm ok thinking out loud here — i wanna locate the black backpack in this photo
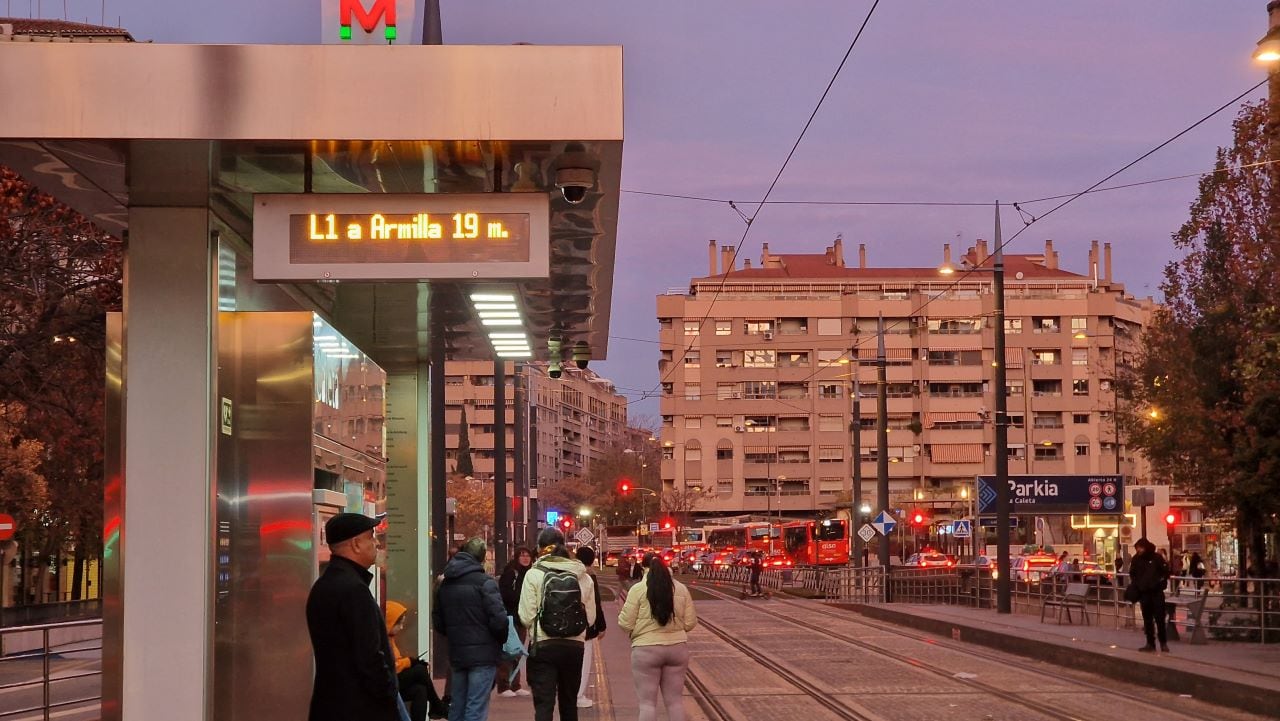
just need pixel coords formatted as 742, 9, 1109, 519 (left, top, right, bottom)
534, 562, 588, 638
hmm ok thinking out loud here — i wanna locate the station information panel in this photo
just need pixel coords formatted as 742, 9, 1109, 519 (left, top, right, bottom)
253, 193, 550, 281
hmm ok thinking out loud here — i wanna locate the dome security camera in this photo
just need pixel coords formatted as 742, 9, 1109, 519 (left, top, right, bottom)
548, 361, 562, 379
555, 167, 594, 205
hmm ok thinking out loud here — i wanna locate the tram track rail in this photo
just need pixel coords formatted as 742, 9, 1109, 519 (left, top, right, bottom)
693, 581, 1250, 721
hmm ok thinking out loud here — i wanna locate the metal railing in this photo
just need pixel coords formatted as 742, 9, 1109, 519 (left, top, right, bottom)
815, 566, 886, 604
696, 565, 783, 593
0, 601, 101, 629
0, 618, 102, 720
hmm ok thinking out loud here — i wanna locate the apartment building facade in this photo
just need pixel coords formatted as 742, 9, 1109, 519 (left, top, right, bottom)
444, 361, 631, 488
656, 238, 1153, 520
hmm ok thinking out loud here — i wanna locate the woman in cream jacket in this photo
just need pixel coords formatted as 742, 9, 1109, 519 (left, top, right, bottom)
617, 553, 697, 721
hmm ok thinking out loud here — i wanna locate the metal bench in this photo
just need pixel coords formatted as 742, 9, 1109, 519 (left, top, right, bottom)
1041, 582, 1091, 625
1164, 586, 1209, 644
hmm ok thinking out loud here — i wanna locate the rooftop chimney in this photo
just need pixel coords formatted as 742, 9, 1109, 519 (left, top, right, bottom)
721, 245, 735, 273
1089, 240, 1100, 284
1045, 239, 1058, 270
743, 258, 752, 269
943, 242, 953, 269
708, 239, 718, 275
975, 239, 988, 265
761, 242, 771, 266
859, 243, 867, 268
1104, 242, 1113, 283
833, 235, 845, 267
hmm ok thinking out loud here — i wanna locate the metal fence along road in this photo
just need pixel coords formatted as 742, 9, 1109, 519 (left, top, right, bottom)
0, 619, 102, 721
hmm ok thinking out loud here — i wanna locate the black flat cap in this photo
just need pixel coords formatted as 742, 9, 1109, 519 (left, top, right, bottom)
325, 512, 384, 546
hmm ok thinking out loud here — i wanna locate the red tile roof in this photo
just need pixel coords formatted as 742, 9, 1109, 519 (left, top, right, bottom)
0, 17, 134, 40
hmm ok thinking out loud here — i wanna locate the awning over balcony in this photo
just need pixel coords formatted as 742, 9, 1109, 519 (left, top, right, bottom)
925, 411, 982, 428
929, 443, 983, 463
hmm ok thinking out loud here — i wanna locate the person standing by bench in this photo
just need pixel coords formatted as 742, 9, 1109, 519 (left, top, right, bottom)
1127, 538, 1171, 653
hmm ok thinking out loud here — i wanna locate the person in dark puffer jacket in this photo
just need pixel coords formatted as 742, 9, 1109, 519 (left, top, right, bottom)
432, 538, 509, 721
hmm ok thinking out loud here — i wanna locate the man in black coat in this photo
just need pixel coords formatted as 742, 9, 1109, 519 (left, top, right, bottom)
1129, 537, 1171, 653
306, 512, 401, 721
432, 538, 508, 721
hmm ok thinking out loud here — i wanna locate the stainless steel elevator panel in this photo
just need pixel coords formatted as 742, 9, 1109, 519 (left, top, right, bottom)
213, 312, 315, 721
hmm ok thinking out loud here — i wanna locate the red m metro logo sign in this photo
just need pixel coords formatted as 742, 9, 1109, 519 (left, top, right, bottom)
340, 0, 396, 41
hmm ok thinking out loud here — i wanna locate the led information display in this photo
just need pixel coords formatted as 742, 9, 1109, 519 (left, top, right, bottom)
253, 193, 549, 281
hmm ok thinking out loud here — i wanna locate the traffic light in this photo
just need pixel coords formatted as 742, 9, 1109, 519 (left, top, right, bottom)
1164, 511, 1178, 527
618, 479, 632, 495
911, 512, 926, 527
560, 517, 573, 531
661, 519, 673, 530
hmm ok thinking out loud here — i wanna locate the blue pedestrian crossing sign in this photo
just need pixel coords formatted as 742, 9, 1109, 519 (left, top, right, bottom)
953, 519, 972, 538
872, 511, 896, 536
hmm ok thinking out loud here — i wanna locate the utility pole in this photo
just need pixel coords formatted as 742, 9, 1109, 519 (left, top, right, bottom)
493, 360, 508, 568
876, 314, 890, 568
851, 370, 863, 567
994, 202, 1012, 614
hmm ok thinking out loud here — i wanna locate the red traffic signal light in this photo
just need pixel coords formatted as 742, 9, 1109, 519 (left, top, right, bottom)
1164, 512, 1177, 526
619, 479, 632, 495
560, 517, 573, 530
661, 519, 673, 530
911, 512, 926, 526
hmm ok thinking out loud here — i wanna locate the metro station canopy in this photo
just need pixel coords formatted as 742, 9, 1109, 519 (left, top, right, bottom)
0, 42, 623, 368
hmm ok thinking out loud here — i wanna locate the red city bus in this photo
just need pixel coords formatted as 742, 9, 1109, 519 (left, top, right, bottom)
782, 519, 850, 565
706, 525, 747, 551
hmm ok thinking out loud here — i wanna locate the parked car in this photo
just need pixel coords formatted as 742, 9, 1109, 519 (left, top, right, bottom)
604, 550, 621, 567
1076, 561, 1114, 585
903, 552, 953, 568
1010, 554, 1059, 584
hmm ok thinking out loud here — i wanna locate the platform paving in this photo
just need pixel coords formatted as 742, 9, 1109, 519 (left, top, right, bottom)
844, 601, 1280, 718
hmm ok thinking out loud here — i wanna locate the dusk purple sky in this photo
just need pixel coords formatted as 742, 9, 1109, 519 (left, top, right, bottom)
43, 0, 1270, 416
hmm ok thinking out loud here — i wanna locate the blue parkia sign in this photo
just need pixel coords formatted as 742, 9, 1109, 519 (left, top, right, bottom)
977, 475, 1123, 515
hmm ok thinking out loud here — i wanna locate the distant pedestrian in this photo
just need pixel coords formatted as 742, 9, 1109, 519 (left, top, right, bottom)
432, 538, 509, 721
617, 555, 633, 594
1127, 538, 1170, 653
618, 553, 697, 721
748, 551, 764, 597
574, 546, 608, 709
306, 512, 400, 721
496, 547, 534, 698
1189, 552, 1207, 589
519, 528, 597, 721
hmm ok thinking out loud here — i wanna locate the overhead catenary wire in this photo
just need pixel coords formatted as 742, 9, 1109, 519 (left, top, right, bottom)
647, 0, 882, 399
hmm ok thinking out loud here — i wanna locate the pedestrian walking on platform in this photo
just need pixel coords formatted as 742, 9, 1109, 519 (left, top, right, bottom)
1127, 538, 1170, 653
306, 512, 401, 721
496, 547, 534, 698
1189, 552, 1207, 589
748, 551, 764, 597
432, 538, 509, 721
519, 528, 597, 721
616, 555, 633, 594
574, 546, 608, 708
618, 553, 697, 721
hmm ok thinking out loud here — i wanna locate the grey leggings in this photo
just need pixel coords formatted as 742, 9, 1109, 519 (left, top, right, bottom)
630, 643, 689, 721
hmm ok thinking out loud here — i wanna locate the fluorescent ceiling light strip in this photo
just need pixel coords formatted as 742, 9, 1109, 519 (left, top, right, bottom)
482, 318, 524, 326
488, 333, 527, 339
491, 340, 530, 346
497, 351, 532, 358
470, 293, 516, 303
473, 303, 518, 311
478, 311, 521, 319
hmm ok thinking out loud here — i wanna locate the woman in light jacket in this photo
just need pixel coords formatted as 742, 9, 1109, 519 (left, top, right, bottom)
617, 553, 697, 721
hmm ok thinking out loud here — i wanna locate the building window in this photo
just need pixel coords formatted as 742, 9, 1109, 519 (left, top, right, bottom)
818, 382, 844, 399
1033, 349, 1061, 365
1072, 349, 1088, 366
659, 318, 672, 330
817, 318, 842, 336
661, 382, 673, 395
929, 382, 984, 398
819, 415, 844, 432
1072, 379, 1089, 396
716, 478, 734, 494
928, 318, 982, 334
1034, 444, 1062, 460
1007, 445, 1026, 461
662, 415, 673, 427
818, 446, 843, 462
685, 383, 701, 401
716, 350, 734, 367
744, 349, 776, 368
1072, 413, 1090, 424
744, 319, 774, 335
1032, 316, 1060, 334
1007, 380, 1024, 397
778, 351, 810, 368
716, 447, 733, 460
779, 317, 808, 334
1075, 443, 1089, 456
1005, 318, 1023, 334
778, 416, 810, 432
717, 383, 739, 400
743, 381, 777, 400
715, 320, 732, 336
817, 349, 844, 367
716, 416, 732, 427
686, 447, 702, 462
445, 375, 464, 386
685, 416, 701, 429
1007, 414, 1025, 428
685, 351, 700, 367
819, 478, 843, 496
1033, 380, 1062, 397
684, 320, 701, 335
1071, 317, 1087, 334
662, 447, 674, 460
1033, 412, 1063, 429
